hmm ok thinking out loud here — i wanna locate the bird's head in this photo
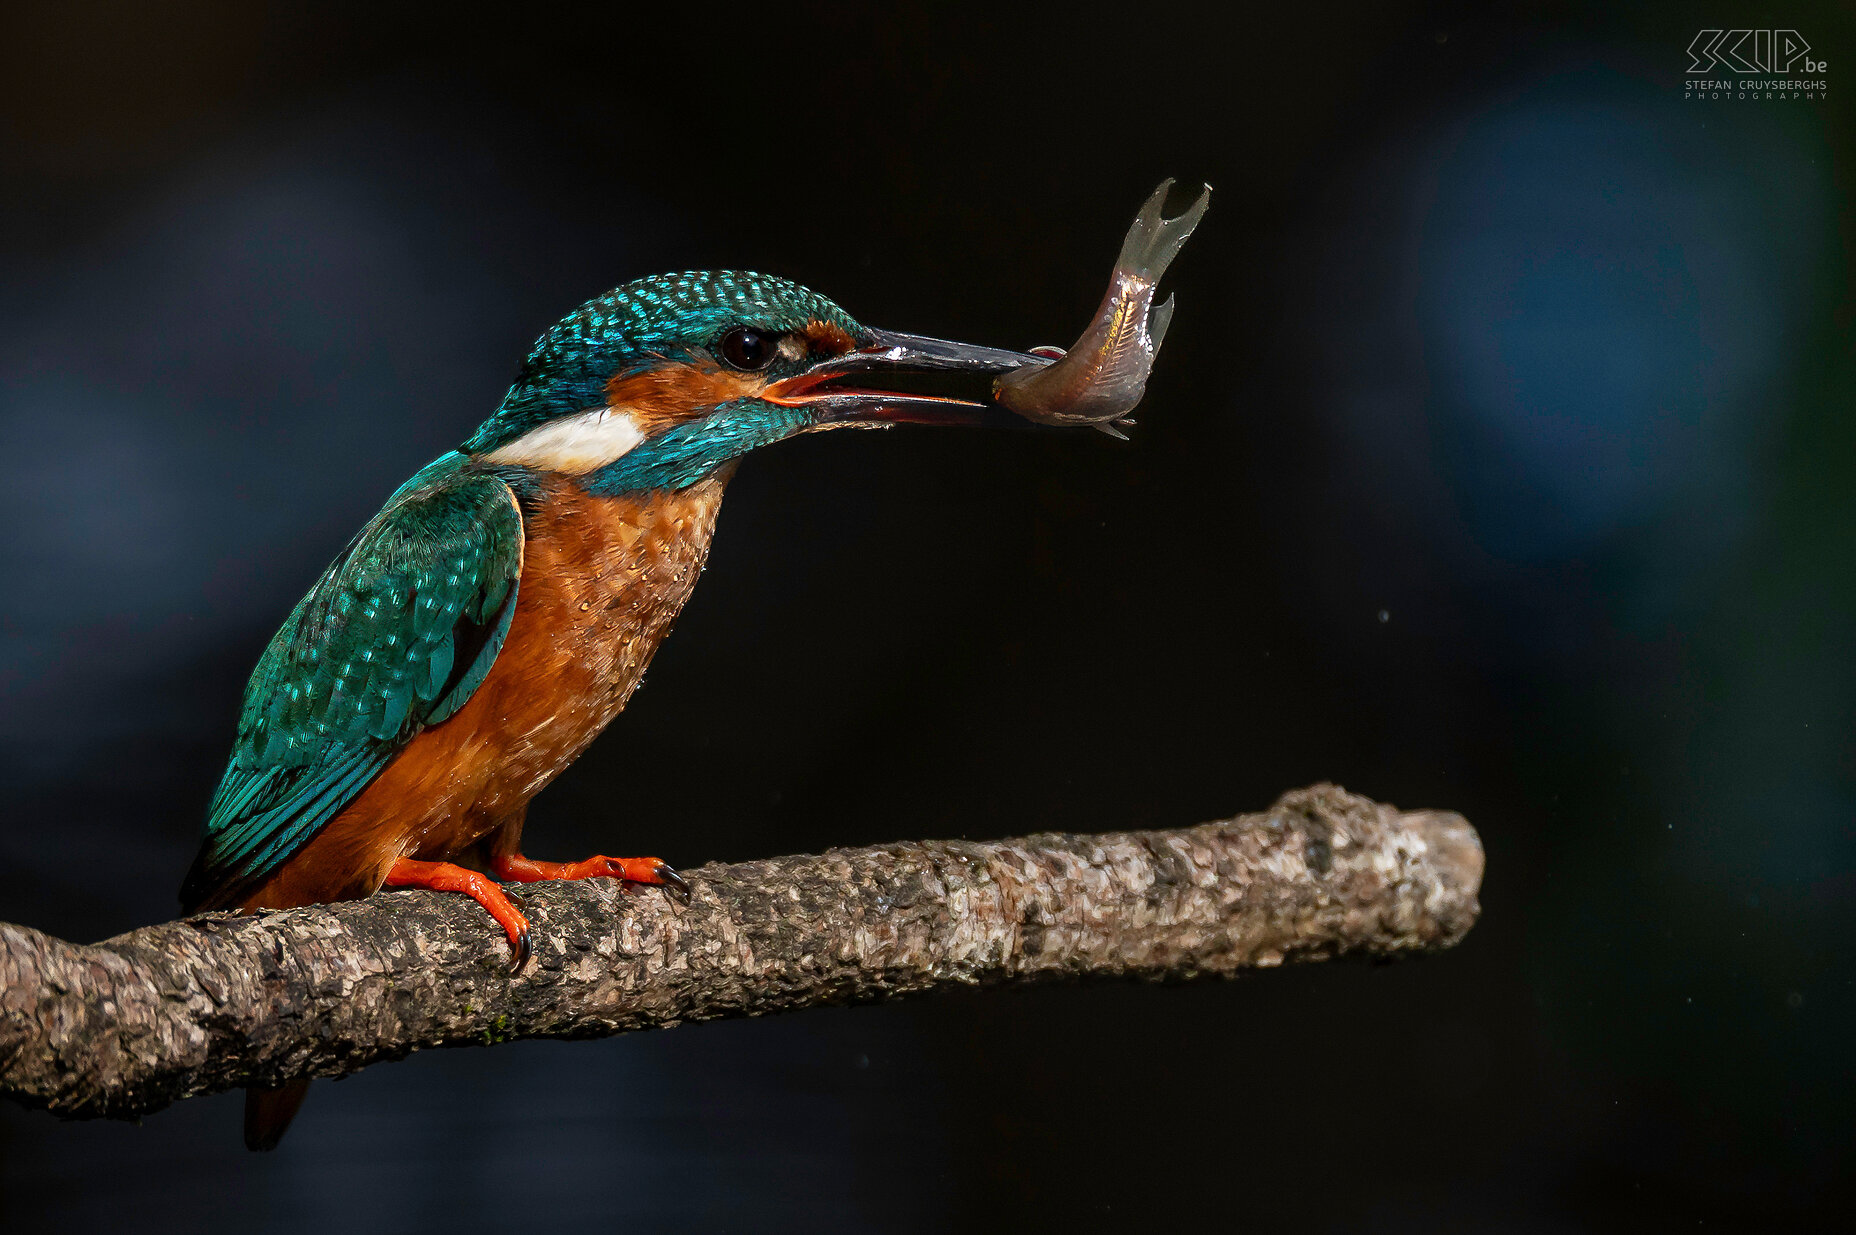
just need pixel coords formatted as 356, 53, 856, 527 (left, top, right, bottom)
462, 270, 1045, 493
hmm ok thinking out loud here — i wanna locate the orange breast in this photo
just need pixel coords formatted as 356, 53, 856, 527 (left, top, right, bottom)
242, 470, 731, 910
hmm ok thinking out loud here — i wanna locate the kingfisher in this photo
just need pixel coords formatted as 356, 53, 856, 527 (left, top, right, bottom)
179, 270, 1057, 1149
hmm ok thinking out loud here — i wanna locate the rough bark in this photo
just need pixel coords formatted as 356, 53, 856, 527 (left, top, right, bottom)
0, 784, 1481, 1121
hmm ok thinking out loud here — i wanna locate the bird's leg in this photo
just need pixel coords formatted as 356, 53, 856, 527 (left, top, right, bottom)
384, 857, 532, 968
488, 852, 691, 903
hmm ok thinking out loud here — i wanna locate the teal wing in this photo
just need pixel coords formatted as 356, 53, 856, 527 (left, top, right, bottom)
181, 458, 525, 911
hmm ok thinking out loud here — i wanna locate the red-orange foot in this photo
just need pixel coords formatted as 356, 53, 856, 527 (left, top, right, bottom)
385, 857, 532, 969
489, 852, 691, 903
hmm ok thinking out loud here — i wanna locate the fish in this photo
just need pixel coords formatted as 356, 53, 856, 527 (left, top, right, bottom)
993, 179, 1211, 438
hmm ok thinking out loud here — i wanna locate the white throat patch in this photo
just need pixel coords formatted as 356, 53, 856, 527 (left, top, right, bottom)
482, 408, 646, 473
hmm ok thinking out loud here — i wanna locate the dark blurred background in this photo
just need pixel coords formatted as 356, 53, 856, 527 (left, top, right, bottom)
2, 1, 1851, 1229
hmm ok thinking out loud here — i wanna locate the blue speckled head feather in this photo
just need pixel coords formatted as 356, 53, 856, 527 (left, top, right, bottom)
464, 271, 867, 456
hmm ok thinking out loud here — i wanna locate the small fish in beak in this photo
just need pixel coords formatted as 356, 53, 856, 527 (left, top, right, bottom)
993, 179, 1211, 439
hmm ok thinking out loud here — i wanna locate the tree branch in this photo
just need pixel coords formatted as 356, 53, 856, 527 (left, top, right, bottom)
0, 784, 1481, 1121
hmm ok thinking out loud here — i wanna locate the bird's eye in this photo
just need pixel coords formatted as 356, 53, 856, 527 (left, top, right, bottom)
719, 326, 777, 371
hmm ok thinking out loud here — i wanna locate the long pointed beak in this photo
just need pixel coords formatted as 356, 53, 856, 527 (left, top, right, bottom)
761, 328, 1054, 425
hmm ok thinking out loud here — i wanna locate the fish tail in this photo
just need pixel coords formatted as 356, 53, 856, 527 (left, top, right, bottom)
1116, 180, 1212, 281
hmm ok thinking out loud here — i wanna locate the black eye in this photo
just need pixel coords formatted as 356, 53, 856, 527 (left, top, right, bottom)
719, 326, 777, 371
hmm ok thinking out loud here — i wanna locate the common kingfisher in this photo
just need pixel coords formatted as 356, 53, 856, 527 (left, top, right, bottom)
179, 271, 1054, 1149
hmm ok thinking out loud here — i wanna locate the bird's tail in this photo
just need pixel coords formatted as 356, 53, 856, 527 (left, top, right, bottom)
244, 1078, 312, 1151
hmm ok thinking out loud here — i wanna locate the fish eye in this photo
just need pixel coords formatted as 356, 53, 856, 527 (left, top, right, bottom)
719, 326, 777, 371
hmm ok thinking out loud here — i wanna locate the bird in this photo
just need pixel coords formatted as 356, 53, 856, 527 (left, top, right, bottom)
178, 269, 1053, 1151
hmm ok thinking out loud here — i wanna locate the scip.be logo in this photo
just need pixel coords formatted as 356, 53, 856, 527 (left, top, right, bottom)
1686, 30, 1824, 74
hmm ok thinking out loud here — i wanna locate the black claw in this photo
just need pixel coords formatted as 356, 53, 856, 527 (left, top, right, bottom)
509, 930, 532, 973
655, 863, 692, 905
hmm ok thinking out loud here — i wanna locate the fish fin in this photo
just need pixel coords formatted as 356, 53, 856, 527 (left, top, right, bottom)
1150, 294, 1176, 352
1092, 421, 1131, 441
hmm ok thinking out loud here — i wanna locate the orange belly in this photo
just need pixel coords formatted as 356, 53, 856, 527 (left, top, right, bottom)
242, 470, 730, 910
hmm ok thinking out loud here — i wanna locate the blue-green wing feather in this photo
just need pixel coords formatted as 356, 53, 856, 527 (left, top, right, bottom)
181, 456, 524, 910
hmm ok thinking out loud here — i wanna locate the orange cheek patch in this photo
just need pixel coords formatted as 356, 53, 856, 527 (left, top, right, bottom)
605, 363, 769, 435
803, 320, 857, 355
